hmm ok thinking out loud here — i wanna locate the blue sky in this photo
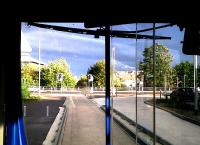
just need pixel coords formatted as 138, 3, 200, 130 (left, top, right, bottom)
21, 23, 199, 78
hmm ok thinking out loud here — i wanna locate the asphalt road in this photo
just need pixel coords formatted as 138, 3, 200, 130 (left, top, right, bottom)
93, 96, 200, 145
23, 96, 65, 145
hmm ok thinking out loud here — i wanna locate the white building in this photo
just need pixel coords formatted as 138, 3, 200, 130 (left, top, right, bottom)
115, 70, 143, 87
21, 31, 44, 65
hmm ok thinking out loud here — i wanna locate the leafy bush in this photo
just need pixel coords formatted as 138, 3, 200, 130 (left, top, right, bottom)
21, 82, 40, 101
23, 95, 41, 102
21, 82, 30, 99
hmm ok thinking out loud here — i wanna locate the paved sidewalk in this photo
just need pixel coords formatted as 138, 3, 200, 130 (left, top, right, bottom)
61, 95, 136, 145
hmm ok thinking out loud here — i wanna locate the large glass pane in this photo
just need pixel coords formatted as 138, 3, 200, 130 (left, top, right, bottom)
136, 23, 155, 145
154, 23, 200, 145
21, 22, 200, 145
21, 23, 106, 145
109, 23, 155, 145
110, 24, 138, 145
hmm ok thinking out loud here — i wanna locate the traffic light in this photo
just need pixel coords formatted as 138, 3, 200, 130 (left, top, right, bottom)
182, 24, 200, 55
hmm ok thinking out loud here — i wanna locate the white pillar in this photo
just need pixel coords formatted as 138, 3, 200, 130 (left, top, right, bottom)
38, 29, 41, 96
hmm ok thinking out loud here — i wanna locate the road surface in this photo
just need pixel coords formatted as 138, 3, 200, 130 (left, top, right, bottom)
93, 96, 200, 145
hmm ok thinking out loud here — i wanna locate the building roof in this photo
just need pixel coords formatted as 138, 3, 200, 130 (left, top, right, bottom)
21, 31, 45, 65
21, 53, 44, 65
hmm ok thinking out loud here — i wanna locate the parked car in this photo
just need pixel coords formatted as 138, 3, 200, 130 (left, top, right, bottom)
170, 88, 198, 103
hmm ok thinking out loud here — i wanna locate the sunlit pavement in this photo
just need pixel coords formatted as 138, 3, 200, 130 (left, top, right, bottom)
61, 94, 136, 145
93, 96, 200, 145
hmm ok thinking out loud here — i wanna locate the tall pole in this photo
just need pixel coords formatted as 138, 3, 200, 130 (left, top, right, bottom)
194, 55, 198, 113
164, 75, 167, 94
105, 25, 111, 145
153, 23, 156, 145
38, 29, 41, 96
135, 23, 138, 145
111, 46, 115, 145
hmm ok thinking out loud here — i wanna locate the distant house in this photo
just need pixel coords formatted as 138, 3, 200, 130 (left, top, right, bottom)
115, 70, 143, 87
21, 31, 44, 66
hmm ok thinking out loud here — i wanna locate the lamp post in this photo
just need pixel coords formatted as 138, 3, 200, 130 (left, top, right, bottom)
164, 75, 167, 94
38, 29, 41, 96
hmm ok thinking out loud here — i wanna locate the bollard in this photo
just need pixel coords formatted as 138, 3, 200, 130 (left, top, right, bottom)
160, 90, 161, 99
46, 106, 49, 117
24, 106, 27, 117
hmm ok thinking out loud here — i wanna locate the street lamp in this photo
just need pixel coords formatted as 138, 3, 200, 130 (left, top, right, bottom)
38, 29, 41, 96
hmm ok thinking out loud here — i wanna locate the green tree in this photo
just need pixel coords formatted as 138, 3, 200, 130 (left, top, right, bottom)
41, 58, 76, 87
87, 60, 105, 87
21, 81, 31, 99
76, 75, 88, 88
174, 61, 200, 87
113, 76, 122, 87
21, 63, 39, 86
139, 43, 174, 87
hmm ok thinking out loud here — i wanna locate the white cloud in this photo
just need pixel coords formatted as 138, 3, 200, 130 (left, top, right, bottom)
115, 60, 135, 70
22, 29, 105, 55
22, 29, 137, 59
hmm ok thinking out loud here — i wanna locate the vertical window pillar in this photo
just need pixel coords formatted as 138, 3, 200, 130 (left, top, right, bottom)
105, 25, 111, 145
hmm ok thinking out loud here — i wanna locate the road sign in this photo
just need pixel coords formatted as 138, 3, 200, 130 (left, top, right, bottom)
88, 74, 94, 82
56, 73, 63, 82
